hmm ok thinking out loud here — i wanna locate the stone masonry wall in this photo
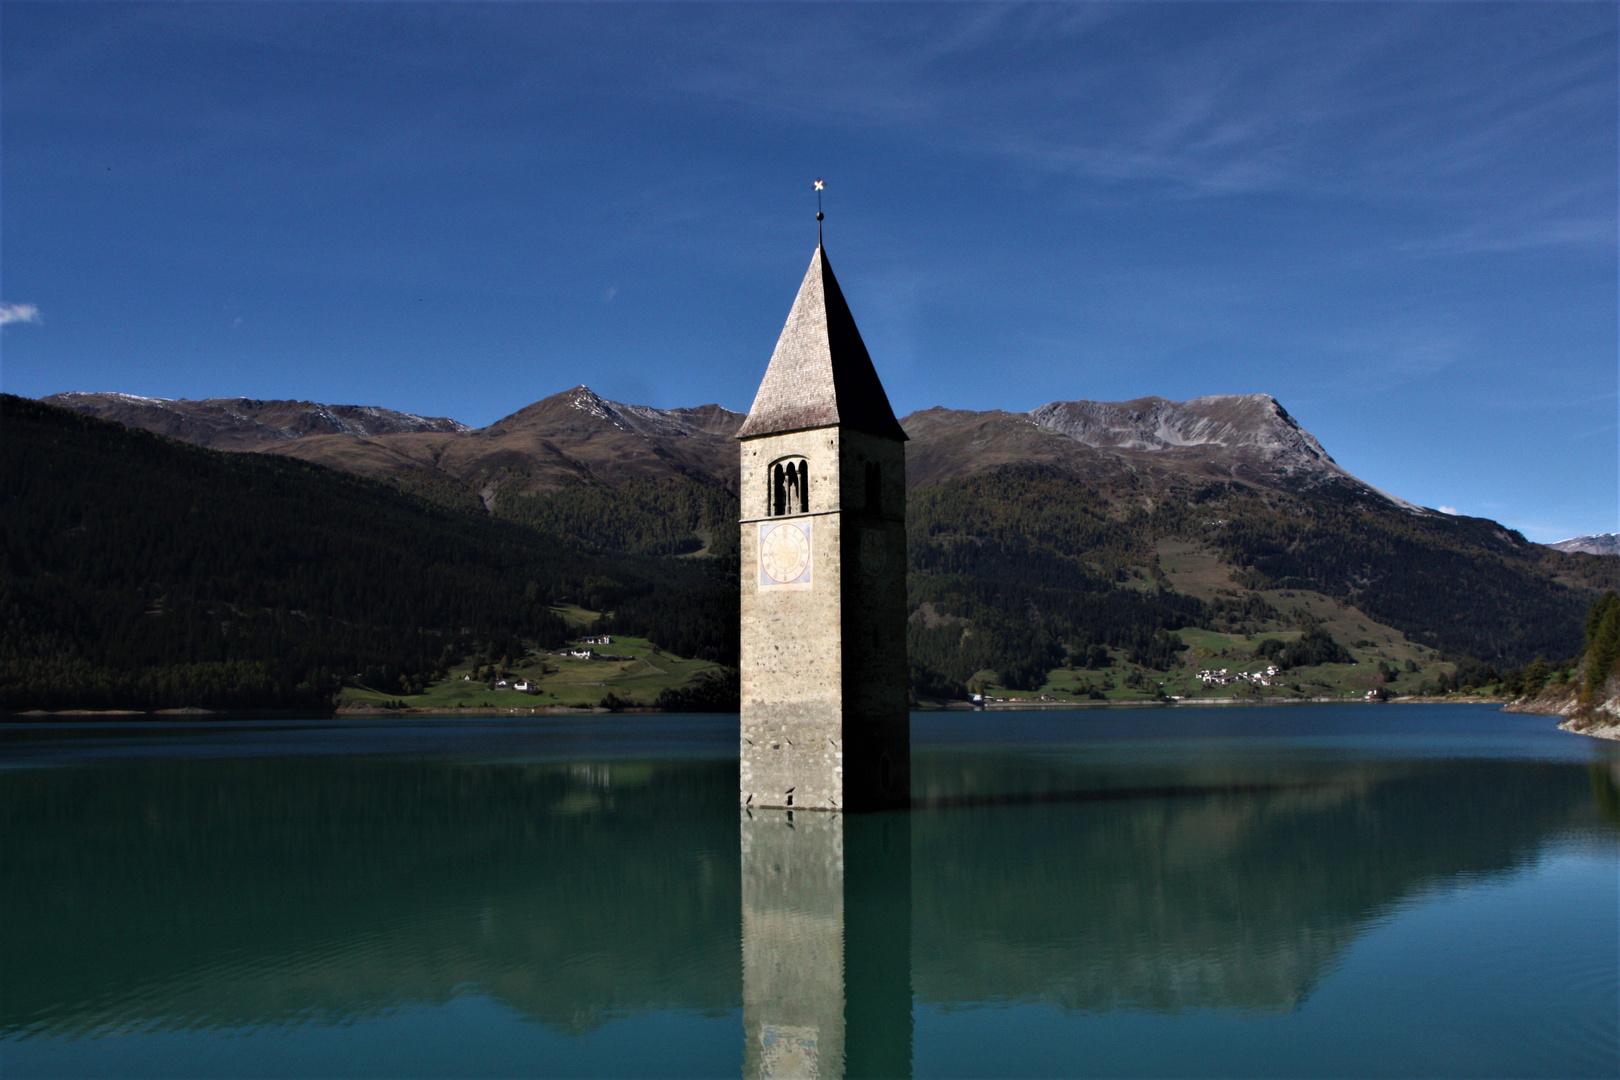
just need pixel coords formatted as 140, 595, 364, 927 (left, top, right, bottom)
740, 428, 847, 810
837, 429, 911, 811
738, 426, 910, 812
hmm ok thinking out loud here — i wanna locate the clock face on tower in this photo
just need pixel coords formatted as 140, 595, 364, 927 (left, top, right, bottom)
759, 519, 812, 587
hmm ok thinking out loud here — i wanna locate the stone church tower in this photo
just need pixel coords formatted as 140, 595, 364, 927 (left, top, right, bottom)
737, 242, 910, 812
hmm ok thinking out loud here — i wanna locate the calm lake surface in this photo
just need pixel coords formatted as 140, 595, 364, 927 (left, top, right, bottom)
2, 704, 1616, 1078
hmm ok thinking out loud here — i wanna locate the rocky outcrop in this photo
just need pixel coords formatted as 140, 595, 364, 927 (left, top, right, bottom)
1564, 672, 1620, 740
1504, 656, 1620, 741
1031, 394, 1333, 467
1027, 394, 1420, 509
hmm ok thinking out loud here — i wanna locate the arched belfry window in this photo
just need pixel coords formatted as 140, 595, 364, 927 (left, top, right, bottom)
769, 457, 809, 516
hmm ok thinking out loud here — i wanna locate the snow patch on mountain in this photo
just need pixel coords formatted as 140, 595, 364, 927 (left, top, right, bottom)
568, 385, 715, 440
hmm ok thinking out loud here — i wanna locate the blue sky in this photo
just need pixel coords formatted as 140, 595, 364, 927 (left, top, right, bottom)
2, 2, 1614, 542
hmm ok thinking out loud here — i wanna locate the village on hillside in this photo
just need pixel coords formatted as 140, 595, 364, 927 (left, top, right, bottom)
333, 596, 1483, 714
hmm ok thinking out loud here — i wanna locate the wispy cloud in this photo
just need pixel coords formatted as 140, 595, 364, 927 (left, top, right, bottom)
664, 3, 1615, 227
1310, 318, 1474, 388
1439, 505, 1461, 516
1400, 217, 1616, 257
0, 303, 43, 326
1396, 185, 1617, 256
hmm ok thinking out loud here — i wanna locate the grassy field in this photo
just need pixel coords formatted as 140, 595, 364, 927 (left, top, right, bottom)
338, 633, 721, 711
343, 551, 1468, 711
548, 603, 606, 628
1014, 631, 1456, 705
970, 549, 1461, 705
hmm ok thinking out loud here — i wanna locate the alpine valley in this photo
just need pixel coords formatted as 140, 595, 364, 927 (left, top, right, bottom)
5, 387, 1614, 713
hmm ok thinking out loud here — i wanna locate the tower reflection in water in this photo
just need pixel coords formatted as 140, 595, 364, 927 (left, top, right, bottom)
741, 809, 912, 1080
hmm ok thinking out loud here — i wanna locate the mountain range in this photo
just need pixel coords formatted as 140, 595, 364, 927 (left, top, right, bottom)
12, 386, 1617, 710
42, 391, 470, 449
45, 386, 1425, 512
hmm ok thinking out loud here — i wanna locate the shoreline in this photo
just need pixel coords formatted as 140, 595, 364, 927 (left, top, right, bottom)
930, 693, 1504, 711
6, 695, 1511, 722
1559, 719, 1620, 741
1502, 688, 1620, 742
1, 704, 644, 721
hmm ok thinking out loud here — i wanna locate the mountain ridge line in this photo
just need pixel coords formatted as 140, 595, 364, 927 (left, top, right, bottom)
44, 385, 1439, 520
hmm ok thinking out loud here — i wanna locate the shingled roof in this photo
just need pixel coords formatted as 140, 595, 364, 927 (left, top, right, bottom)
735, 243, 908, 442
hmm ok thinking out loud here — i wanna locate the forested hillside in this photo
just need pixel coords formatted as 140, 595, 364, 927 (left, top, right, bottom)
0, 397, 734, 710
1193, 483, 1607, 663
496, 475, 740, 559
905, 466, 1209, 694
8, 391, 1613, 712
901, 463, 1612, 693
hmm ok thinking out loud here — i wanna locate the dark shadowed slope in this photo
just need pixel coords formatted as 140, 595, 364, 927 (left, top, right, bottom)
0, 396, 737, 711
36, 386, 1618, 676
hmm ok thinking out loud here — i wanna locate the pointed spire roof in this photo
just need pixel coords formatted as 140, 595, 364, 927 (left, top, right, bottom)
736, 244, 908, 442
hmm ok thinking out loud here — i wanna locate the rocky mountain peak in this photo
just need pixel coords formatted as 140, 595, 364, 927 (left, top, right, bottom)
1028, 394, 1338, 474
1547, 533, 1620, 556
496, 385, 743, 442
563, 385, 700, 440
900, 393, 1420, 511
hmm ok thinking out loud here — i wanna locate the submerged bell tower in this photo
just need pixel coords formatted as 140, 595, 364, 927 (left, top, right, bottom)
736, 237, 910, 812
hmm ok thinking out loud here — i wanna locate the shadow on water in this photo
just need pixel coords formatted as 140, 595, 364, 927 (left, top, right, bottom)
0, 713, 1612, 1077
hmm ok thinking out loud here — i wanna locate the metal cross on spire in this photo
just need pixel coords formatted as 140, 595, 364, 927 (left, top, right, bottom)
814, 178, 824, 244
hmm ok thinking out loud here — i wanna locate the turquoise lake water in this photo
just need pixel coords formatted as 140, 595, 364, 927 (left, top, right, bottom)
1, 704, 1615, 1077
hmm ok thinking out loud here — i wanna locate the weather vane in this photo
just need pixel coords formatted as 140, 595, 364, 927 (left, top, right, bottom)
814, 178, 825, 243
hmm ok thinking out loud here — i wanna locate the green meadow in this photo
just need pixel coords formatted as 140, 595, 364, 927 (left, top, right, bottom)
1005, 623, 1458, 705
338, 632, 722, 711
